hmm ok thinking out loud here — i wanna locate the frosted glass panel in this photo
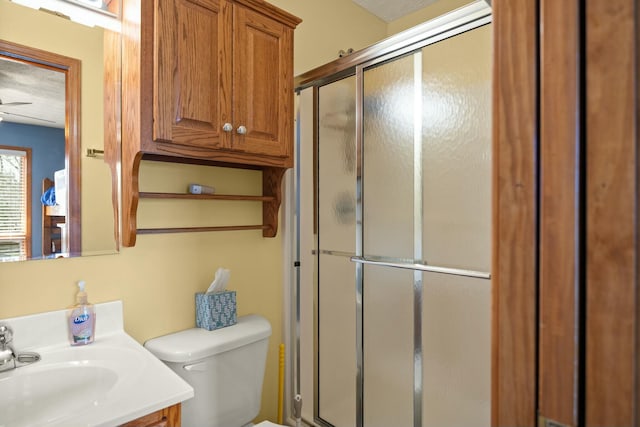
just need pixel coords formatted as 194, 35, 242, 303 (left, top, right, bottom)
363, 264, 414, 427
318, 76, 357, 253
318, 254, 356, 427
421, 25, 492, 271
363, 55, 416, 259
313, 21, 492, 427
422, 272, 491, 427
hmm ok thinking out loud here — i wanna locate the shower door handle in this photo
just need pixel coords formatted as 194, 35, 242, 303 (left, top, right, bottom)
350, 256, 491, 279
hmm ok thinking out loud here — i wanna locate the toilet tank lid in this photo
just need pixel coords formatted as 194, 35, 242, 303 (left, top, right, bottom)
144, 314, 272, 363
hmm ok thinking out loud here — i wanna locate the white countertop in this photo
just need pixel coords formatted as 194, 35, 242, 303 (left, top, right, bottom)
0, 301, 194, 427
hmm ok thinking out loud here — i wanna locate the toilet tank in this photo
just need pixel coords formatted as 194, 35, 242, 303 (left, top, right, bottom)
144, 315, 272, 427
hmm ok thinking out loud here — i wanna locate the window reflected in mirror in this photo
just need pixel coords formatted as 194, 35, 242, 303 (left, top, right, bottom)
0, 145, 32, 259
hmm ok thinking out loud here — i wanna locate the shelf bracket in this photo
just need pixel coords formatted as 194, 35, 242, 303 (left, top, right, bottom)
262, 167, 286, 237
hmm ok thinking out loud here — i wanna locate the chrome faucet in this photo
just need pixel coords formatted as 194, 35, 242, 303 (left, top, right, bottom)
0, 324, 40, 372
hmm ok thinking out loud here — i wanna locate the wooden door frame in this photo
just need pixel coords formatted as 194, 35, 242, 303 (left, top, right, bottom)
585, 0, 638, 424
492, 0, 538, 424
537, 0, 582, 425
493, 0, 639, 425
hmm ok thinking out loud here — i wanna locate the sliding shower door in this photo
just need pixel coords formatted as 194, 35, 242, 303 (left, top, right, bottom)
317, 75, 357, 427
360, 53, 417, 427
418, 27, 492, 426
307, 6, 492, 427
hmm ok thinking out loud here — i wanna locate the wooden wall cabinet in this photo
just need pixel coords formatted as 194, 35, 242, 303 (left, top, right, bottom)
121, 0, 301, 247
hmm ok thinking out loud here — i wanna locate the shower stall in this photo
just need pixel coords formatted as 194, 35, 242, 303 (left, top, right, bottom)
289, 2, 493, 426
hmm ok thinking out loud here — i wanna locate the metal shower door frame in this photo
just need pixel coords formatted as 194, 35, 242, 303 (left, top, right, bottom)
292, 3, 493, 427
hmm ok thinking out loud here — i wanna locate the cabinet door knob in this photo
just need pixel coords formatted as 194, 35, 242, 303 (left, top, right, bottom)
222, 123, 233, 132
237, 125, 247, 135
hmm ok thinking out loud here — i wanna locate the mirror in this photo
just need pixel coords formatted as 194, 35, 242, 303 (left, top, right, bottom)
0, 0, 120, 262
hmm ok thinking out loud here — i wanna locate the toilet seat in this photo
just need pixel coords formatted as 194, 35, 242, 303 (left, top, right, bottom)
254, 422, 286, 427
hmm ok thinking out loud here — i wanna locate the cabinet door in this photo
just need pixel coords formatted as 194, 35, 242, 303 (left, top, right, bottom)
231, 5, 293, 159
154, 0, 232, 149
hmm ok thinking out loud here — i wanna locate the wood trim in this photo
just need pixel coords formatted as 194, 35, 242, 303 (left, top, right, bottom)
263, 167, 286, 237
119, 403, 181, 427
538, 0, 581, 424
585, 0, 637, 424
233, 0, 301, 28
25, 147, 32, 258
151, 141, 292, 167
121, 151, 142, 248
64, 34, 82, 256
162, 403, 181, 427
104, 29, 121, 250
121, 0, 146, 247
491, 0, 538, 425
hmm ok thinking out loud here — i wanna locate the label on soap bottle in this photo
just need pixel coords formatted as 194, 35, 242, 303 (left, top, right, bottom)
69, 307, 95, 345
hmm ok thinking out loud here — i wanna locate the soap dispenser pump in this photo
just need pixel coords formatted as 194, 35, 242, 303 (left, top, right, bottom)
68, 280, 95, 346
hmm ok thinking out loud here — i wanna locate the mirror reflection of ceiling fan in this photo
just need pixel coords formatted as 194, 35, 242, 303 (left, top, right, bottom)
0, 98, 55, 123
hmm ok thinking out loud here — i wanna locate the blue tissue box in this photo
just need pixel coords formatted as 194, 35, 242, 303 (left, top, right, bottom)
195, 291, 237, 331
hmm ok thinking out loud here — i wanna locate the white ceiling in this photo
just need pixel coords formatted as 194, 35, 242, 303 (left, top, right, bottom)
0, 56, 65, 129
352, 0, 440, 22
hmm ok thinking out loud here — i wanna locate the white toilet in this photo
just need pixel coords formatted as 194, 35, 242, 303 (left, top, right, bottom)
144, 314, 285, 427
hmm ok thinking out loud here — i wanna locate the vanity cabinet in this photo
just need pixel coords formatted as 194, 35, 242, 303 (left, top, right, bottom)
121, 0, 301, 246
120, 403, 181, 427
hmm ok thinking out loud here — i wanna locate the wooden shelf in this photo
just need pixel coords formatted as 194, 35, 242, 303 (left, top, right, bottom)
139, 192, 275, 202
137, 224, 269, 234
136, 192, 275, 236
122, 166, 286, 245
44, 205, 66, 216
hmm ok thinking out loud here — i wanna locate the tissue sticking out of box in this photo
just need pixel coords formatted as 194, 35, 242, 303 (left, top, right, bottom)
206, 268, 230, 294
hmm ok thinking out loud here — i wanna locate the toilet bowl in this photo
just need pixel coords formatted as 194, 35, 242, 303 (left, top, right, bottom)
145, 315, 285, 427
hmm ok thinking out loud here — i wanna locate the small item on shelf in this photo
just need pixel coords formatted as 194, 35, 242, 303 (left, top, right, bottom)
188, 183, 216, 195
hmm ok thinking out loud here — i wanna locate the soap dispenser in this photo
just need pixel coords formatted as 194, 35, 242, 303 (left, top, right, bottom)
68, 280, 95, 346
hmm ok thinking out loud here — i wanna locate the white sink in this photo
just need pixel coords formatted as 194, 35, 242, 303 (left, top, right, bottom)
1, 366, 117, 426
0, 302, 193, 427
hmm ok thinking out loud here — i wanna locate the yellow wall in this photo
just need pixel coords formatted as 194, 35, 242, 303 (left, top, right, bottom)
268, 0, 387, 74
0, 0, 478, 423
268, 0, 475, 75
